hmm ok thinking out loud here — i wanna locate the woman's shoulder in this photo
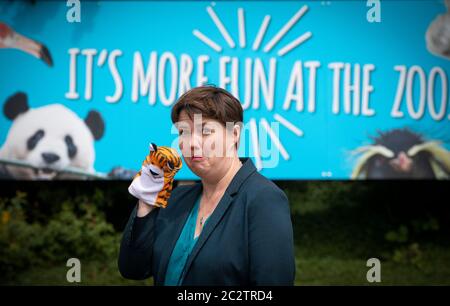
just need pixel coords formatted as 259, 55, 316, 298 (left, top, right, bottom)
240, 172, 291, 221
237, 171, 289, 210
246, 171, 286, 196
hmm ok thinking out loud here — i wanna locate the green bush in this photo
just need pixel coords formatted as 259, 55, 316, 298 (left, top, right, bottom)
383, 217, 441, 267
0, 192, 43, 276
0, 190, 120, 281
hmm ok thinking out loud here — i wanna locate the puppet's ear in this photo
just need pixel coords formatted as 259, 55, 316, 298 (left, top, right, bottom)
149, 143, 158, 152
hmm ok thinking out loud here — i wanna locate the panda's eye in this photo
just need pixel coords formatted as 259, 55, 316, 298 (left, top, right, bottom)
65, 135, 77, 159
27, 129, 45, 151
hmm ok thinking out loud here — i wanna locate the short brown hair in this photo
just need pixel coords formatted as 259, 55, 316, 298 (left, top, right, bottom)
171, 86, 243, 126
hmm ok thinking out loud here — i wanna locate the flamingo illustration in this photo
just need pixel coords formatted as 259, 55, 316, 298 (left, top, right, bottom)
0, 22, 53, 66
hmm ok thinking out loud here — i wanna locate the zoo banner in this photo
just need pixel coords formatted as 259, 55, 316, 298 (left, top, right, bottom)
1, 0, 450, 180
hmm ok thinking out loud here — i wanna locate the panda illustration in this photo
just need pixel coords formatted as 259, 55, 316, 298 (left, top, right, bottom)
0, 92, 105, 180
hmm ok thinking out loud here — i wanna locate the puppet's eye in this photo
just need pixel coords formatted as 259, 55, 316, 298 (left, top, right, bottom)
167, 161, 174, 170
149, 169, 160, 177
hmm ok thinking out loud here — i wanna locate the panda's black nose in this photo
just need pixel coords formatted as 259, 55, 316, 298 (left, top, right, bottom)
42, 152, 60, 164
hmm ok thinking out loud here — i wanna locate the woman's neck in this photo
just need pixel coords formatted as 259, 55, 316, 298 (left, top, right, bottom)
201, 157, 242, 201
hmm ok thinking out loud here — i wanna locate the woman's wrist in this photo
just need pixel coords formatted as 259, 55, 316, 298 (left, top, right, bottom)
137, 199, 156, 217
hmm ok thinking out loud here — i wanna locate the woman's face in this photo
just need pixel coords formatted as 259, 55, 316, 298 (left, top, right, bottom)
176, 110, 240, 180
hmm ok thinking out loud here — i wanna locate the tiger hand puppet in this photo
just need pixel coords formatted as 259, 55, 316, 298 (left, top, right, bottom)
128, 143, 182, 208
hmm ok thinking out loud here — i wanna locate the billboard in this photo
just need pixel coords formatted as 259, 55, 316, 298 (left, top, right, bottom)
1, 0, 449, 179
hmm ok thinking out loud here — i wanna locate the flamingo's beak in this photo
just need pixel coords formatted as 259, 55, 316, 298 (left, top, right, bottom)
38, 43, 53, 67
1, 24, 53, 67
13, 32, 53, 66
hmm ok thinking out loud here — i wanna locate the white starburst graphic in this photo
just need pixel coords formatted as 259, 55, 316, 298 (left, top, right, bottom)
193, 4, 311, 170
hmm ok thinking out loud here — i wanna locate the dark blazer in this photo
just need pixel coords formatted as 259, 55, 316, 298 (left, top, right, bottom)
118, 157, 296, 286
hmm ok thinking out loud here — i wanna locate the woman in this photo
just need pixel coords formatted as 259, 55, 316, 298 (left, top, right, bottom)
118, 86, 295, 286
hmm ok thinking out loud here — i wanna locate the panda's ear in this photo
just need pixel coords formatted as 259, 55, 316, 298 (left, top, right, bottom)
85, 110, 105, 140
3, 92, 29, 120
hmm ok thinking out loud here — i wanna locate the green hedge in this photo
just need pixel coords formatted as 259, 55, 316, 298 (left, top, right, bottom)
0, 191, 120, 280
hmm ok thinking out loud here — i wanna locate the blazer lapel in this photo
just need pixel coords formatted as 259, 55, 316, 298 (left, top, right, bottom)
180, 158, 257, 283
156, 182, 202, 284
180, 192, 233, 283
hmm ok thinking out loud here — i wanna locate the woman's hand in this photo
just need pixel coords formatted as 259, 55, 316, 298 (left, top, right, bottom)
137, 199, 156, 217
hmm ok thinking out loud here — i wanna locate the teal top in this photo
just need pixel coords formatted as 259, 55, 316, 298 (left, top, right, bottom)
164, 195, 210, 286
